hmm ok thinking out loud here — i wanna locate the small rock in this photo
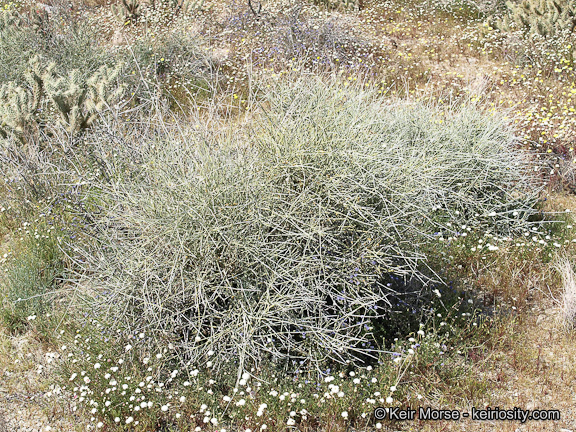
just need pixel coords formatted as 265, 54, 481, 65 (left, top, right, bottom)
111, 29, 127, 46
36, 2, 54, 13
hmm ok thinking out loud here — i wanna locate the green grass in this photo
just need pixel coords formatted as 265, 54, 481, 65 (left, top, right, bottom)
0, 224, 66, 334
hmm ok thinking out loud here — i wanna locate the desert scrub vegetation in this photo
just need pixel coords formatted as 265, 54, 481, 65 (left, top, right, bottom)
53, 306, 488, 431
554, 255, 576, 330
0, 5, 113, 84
0, 56, 125, 143
2, 0, 576, 431
0, 217, 70, 335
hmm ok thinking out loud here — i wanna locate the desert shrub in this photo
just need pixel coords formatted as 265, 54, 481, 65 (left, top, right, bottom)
313, 0, 361, 11
0, 7, 111, 86
555, 256, 576, 331
36, 16, 111, 78
479, 24, 575, 72
270, 8, 368, 70
212, 0, 379, 78
110, 0, 141, 24
0, 9, 40, 83
428, 0, 506, 16
111, 0, 210, 25
72, 77, 540, 378
121, 30, 218, 100
258, 77, 540, 234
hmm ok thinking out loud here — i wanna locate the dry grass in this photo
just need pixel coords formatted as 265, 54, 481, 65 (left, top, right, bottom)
405, 309, 576, 431
554, 256, 576, 331
0, 327, 88, 431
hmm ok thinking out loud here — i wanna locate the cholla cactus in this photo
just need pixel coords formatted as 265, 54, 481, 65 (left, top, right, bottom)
0, 9, 22, 31
0, 56, 48, 142
24, 56, 49, 106
0, 57, 125, 142
111, 0, 140, 24
314, 0, 361, 11
0, 83, 38, 141
44, 63, 125, 134
492, 0, 576, 37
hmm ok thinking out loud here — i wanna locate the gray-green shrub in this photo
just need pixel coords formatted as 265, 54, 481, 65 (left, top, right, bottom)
0, 228, 64, 334
121, 30, 217, 98
0, 7, 111, 86
74, 77, 541, 378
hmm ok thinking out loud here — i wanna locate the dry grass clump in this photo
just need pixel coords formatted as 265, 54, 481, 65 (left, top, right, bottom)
554, 256, 576, 330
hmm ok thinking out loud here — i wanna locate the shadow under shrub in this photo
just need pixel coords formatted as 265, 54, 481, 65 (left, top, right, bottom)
73, 76, 541, 378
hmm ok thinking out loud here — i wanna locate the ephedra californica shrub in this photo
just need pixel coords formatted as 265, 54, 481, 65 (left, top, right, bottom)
74, 76, 541, 376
